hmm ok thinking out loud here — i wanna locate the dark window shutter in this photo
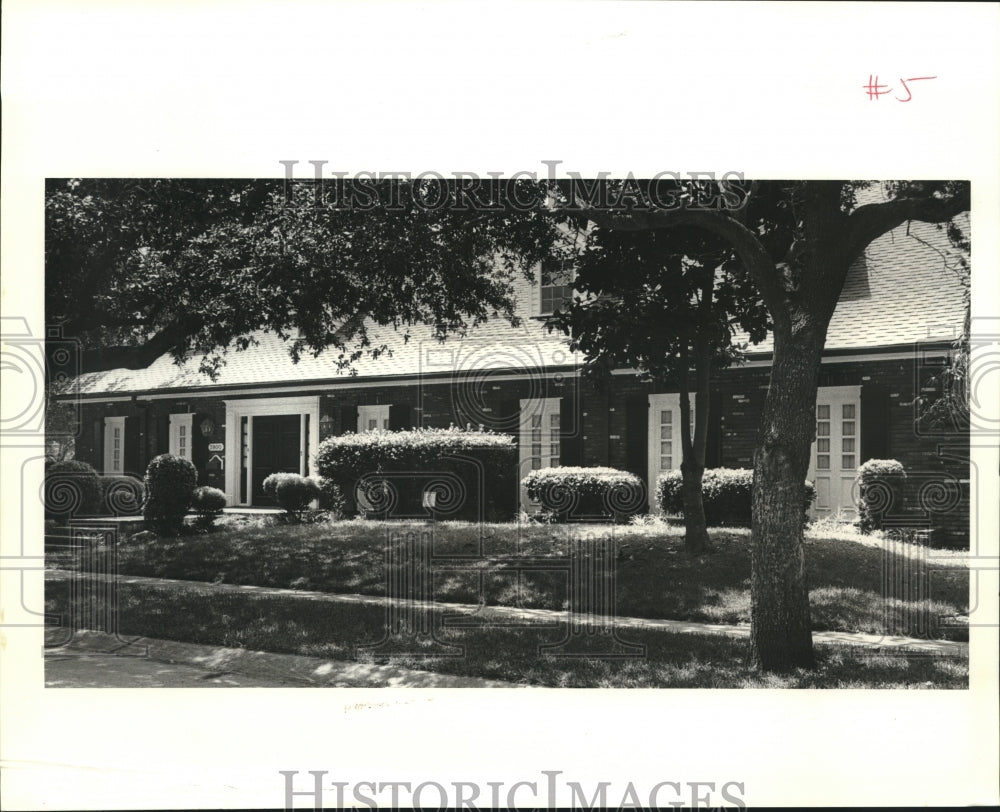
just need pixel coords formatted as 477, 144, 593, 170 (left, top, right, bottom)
623, 395, 648, 481
93, 419, 104, 469
156, 412, 169, 455
860, 384, 890, 462
124, 416, 141, 477
389, 403, 411, 431
559, 396, 583, 467
705, 390, 723, 469
340, 405, 358, 434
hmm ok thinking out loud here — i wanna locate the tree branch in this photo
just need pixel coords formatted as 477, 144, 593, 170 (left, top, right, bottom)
842, 184, 971, 266
547, 205, 788, 331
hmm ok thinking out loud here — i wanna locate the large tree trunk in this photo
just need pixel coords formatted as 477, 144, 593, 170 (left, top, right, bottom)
749, 321, 826, 672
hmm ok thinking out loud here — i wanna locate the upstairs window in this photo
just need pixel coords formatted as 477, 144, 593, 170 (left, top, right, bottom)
539, 258, 575, 316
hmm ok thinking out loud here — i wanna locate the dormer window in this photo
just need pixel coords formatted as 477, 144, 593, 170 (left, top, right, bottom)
539, 257, 575, 316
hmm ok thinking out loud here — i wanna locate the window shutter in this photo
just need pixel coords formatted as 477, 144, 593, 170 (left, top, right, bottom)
124, 416, 141, 477
860, 383, 890, 462
559, 396, 583, 466
389, 403, 411, 431
156, 412, 169, 455
529, 262, 542, 317
340, 405, 359, 434
624, 395, 648, 481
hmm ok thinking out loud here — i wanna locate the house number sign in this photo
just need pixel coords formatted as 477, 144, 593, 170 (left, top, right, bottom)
208, 442, 224, 452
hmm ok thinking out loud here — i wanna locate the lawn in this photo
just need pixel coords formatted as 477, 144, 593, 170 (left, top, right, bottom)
45, 577, 968, 688
46, 518, 969, 641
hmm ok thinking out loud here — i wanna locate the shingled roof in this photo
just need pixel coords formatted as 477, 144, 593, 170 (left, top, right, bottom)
68, 217, 968, 397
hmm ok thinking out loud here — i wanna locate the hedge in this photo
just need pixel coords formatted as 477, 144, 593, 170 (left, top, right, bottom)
143, 453, 197, 535
656, 467, 817, 528
44, 460, 103, 524
856, 459, 906, 534
315, 427, 517, 521
521, 467, 645, 523
98, 475, 146, 517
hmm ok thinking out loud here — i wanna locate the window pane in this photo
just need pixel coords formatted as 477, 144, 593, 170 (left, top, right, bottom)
660, 441, 672, 455
661, 410, 672, 423
842, 421, 855, 436
531, 457, 541, 470
549, 443, 560, 457
531, 415, 541, 427
531, 443, 541, 457
550, 413, 560, 427
843, 403, 856, 419
817, 454, 830, 470
842, 455, 856, 469
817, 405, 830, 419
817, 422, 830, 436
531, 429, 541, 441
660, 456, 672, 470
843, 438, 855, 452
660, 425, 671, 439
550, 456, 560, 467
382, 419, 389, 429
817, 438, 830, 452
368, 418, 376, 430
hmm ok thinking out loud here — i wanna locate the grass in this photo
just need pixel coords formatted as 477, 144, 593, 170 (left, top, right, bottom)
45, 578, 968, 688
46, 518, 969, 641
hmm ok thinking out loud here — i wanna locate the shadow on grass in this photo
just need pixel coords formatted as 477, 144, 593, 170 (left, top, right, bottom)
46, 578, 968, 689
46, 521, 969, 640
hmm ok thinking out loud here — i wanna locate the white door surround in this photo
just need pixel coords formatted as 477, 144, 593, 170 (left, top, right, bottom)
519, 396, 561, 510
223, 395, 320, 506
103, 416, 126, 474
808, 385, 862, 519
647, 392, 696, 511
168, 413, 194, 462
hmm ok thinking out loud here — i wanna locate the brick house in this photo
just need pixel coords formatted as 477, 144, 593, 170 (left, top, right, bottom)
58, 219, 970, 543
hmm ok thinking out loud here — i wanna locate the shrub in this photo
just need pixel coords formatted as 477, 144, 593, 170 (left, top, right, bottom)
191, 486, 227, 530
856, 459, 906, 534
316, 427, 517, 521
98, 475, 146, 516
522, 467, 645, 523
44, 459, 103, 524
263, 473, 323, 522
143, 453, 197, 535
656, 467, 816, 528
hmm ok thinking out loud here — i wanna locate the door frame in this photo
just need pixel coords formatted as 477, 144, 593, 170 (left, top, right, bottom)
808, 384, 862, 519
518, 396, 561, 511
647, 392, 695, 512
223, 395, 320, 506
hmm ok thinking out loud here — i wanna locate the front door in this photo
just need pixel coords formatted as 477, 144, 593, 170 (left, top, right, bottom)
647, 393, 695, 511
251, 414, 302, 505
808, 385, 862, 519
519, 397, 561, 511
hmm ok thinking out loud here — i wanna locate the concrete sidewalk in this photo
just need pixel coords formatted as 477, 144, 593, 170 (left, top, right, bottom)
44, 628, 533, 688
46, 568, 969, 659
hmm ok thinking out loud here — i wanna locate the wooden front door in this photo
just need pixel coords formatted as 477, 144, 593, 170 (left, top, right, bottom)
251, 414, 301, 505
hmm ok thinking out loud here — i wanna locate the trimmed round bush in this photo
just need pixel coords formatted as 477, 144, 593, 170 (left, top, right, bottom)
191, 485, 227, 529
656, 467, 816, 528
316, 427, 517, 521
143, 453, 197, 535
263, 473, 323, 521
44, 459, 103, 524
856, 458, 906, 534
522, 466, 646, 523
99, 475, 146, 516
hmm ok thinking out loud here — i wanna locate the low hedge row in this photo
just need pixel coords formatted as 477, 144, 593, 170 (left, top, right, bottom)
656, 468, 817, 527
316, 427, 518, 521
521, 467, 645, 523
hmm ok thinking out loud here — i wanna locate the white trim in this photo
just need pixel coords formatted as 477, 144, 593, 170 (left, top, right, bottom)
222, 395, 320, 506
168, 413, 194, 461
647, 393, 696, 512
70, 347, 938, 402
102, 416, 126, 474
518, 396, 562, 511
808, 385, 862, 519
